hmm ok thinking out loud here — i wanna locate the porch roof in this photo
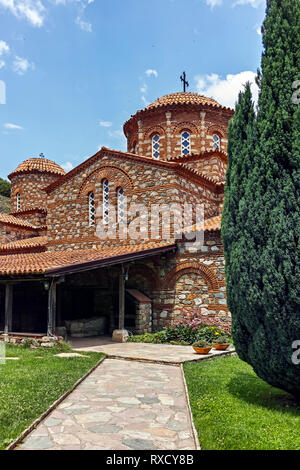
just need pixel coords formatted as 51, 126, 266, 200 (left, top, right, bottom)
0, 241, 177, 277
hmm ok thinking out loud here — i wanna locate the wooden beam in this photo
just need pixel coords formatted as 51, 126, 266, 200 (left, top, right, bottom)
47, 281, 57, 336
118, 266, 125, 330
4, 284, 13, 334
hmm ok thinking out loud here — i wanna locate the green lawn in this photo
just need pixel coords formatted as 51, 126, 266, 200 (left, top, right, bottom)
0, 343, 104, 450
184, 355, 300, 450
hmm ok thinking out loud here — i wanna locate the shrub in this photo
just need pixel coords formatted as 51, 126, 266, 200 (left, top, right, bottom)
212, 334, 231, 344
193, 339, 211, 348
127, 331, 164, 344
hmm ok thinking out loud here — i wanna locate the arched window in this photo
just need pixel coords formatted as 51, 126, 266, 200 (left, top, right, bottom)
152, 134, 160, 159
181, 131, 191, 156
102, 179, 109, 225
16, 193, 21, 211
88, 192, 95, 227
117, 188, 125, 224
213, 134, 221, 151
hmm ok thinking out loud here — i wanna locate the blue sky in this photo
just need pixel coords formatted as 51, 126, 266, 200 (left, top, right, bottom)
0, 0, 265, 179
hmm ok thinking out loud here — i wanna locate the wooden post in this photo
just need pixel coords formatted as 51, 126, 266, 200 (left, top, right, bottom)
118, 266, 125, 330
4, 284, 13, 335
47, 281, 57, 336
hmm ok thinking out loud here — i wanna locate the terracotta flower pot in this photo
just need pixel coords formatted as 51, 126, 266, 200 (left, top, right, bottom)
212, 343, 230, 351
193, 346, 212, 355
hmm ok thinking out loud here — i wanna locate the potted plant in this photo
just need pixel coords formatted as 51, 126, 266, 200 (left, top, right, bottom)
192, 339, 212, 355
212, 334, 231, 351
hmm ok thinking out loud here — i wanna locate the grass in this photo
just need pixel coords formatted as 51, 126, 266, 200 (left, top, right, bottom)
0, 342, 104, 450
184, 355, 300, 450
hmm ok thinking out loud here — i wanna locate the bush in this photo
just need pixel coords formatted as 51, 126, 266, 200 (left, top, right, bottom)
192, 339, 211, 348
126, 321, 229, 345
212, 334, 231, 344
127, 331, 165, 344
162, 320, 226, 345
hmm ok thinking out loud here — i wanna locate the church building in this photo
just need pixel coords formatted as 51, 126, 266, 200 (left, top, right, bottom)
0, 90, 234, 341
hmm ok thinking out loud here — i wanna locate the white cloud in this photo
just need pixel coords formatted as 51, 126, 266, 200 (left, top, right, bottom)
4, 122, 23, 129
205, 0, 223, 7
0, 60, 5, 69
75, 15, 92, 32
0, 0, 46, 27
61, 161, 74, 172
233, 0, 265, 7
140, 83, 148, 94
195, 71, 259, 108
145, 69, 158, 78
0, 40, 9, 56
99, 121, 112, 128
12, 56, 34, 75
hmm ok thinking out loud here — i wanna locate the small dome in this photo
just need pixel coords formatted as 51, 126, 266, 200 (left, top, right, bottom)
9, 158, 66, 179
145, 92, 222, 110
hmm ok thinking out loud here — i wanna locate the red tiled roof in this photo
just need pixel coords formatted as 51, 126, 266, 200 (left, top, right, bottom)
184, 215, 222, 234
0, 236, 47, 254
8, 158, 65, 180
0, 213, 39, 230
0, 242, 176, 276
145, 92, 223, 110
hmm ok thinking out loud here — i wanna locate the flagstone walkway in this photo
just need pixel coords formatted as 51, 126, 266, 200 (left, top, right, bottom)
17, 359, 198, 450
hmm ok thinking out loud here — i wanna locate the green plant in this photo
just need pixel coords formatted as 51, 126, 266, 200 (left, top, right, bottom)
222, 0, 300, 398
126, 331, 164, 344
195, 325, 226, 343
212, 334, 231, 345
193, 339, 211, 348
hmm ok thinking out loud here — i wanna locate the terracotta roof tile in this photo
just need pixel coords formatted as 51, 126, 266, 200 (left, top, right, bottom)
0, 241, 176, 276
8, 158, 65, 179
145, 92, 222, 110
184, 215, 222, 234
0, 213, 39, 230
0, 236, 47, 254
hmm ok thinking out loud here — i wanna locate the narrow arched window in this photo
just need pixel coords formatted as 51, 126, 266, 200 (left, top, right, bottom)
88, 192, 95, 227
117, 188, 125, 224
16, 193, 21, 211
152, 134, 160, 159
213, 134, 221, 150
181, 131, 191, 156
102, 179, 109, 225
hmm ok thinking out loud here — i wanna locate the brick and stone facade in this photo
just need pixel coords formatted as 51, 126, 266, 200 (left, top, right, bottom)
0, 91, 234, 334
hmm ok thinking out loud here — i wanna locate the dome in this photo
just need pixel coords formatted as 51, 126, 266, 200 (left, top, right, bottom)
145, 92, 223, 110
9, 158, 66, 180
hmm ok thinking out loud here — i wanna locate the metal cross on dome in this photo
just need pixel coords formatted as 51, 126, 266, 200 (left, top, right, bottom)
39, 153, 45, 159
180, 71, 189, 92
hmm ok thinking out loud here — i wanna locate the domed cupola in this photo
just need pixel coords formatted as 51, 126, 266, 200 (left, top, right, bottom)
8, 157, 65, 213
123, 91, 234, 161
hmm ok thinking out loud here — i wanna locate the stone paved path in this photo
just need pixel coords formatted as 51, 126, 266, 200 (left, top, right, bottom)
17, 359, 197, 450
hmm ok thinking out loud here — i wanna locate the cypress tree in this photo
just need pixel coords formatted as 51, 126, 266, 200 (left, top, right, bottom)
222, 0, 300, 398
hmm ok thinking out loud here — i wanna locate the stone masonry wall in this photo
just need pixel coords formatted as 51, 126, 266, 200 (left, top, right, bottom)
46, 153, 222, 251
10, 173, 61, 213
125, 106, 232, 162
125, 232, 230, 333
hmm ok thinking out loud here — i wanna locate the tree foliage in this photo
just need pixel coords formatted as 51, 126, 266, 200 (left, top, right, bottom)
222, 0, 300, 398
0, 178, 10, 198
